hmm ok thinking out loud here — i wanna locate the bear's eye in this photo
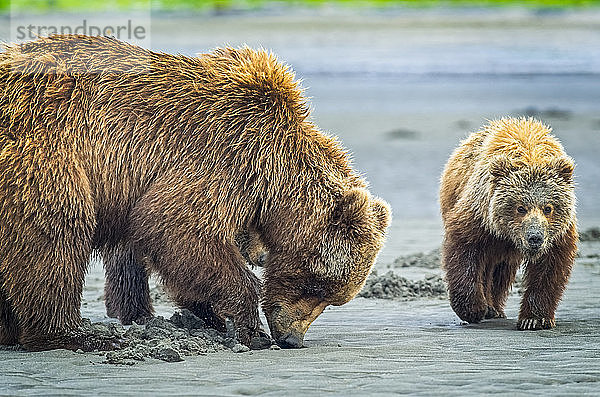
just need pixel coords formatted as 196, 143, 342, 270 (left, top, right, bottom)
543, 205, 553, 215
517, 206, 527, 214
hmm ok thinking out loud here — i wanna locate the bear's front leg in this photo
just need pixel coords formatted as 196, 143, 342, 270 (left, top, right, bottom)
129, 178, 271, 348
0, 286, 19, 346
518, 225, 577, 331
144, 233, 266, 348
170, 262, 266, 346
442, 239, 488, 324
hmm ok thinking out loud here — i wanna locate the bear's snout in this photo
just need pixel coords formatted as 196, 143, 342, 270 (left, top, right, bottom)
265, 299, 328, 349
278, 331, 304, 349
526, 231, 544, 249
267, 306, 306, 348
523, 216, 547, 253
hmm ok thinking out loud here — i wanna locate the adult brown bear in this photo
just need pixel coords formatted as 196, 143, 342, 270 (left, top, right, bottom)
0, 35, 391, 351
440, 117, 577, 330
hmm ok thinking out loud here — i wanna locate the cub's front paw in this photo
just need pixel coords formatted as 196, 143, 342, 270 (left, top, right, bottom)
517, 317, 555, 330
452, 304, 487, 324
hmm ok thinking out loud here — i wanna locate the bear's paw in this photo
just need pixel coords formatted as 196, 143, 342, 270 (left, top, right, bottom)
517, 317, 555, 331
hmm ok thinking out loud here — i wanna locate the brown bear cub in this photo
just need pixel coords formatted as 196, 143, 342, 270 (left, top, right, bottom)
0, 35, 391, 351
440, 117, 577, 330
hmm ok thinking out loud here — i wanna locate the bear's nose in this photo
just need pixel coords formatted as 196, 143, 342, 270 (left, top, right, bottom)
277, 332, 304, 349
527, 233, 544, 248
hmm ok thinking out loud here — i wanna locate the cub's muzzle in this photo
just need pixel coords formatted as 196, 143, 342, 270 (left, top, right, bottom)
523, 212, 547, 253
526, 230, 544, 250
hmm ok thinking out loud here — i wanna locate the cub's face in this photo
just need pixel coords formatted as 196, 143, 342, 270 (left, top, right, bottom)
489, 157, 575, 257
262, 189, 391, 348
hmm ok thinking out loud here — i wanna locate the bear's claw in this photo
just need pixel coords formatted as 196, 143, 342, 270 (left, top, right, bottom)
517, 317, 555, 330
225, 318, 273, 349
484, 306, 506, 319
250, 333, 273, 350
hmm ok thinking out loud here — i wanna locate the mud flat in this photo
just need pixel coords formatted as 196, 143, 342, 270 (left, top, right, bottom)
1, 243, 599, 394
1, 241, 599, 394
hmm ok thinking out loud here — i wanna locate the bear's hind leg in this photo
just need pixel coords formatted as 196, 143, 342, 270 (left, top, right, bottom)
0, 284, 18, 346
0, 146, 119, 351
489, 261, 519, 319
2, 229, 122, 351
5, 238, 123, 351
3, 237, 96, 351
103, 244, 153, 325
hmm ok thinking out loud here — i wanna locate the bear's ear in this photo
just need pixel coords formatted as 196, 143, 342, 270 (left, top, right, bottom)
551, 156, 575, 182
489, 156, 517, 181
371, 197, 392, 231
332, 188, 370, 228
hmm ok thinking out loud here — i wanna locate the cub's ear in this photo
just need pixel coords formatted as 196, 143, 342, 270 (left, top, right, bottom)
489, 156, 518, 181
551, 156, 575, 182
371, 197, 391, 231
332, 188, 370, 228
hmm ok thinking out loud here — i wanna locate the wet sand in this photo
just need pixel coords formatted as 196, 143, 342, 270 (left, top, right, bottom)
2, 8, 600, 395
2, 234, 599, 394
1, 240, 599, 394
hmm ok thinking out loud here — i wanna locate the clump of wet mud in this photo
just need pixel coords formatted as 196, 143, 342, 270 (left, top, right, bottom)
391, 249, 441, 269
359, 270, 446, 300
359, 248, 445, 300
77, 310, 255, 365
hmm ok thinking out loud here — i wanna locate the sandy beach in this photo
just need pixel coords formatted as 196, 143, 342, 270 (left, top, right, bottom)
1, 239, 599, 395
1, 8, 600, 395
